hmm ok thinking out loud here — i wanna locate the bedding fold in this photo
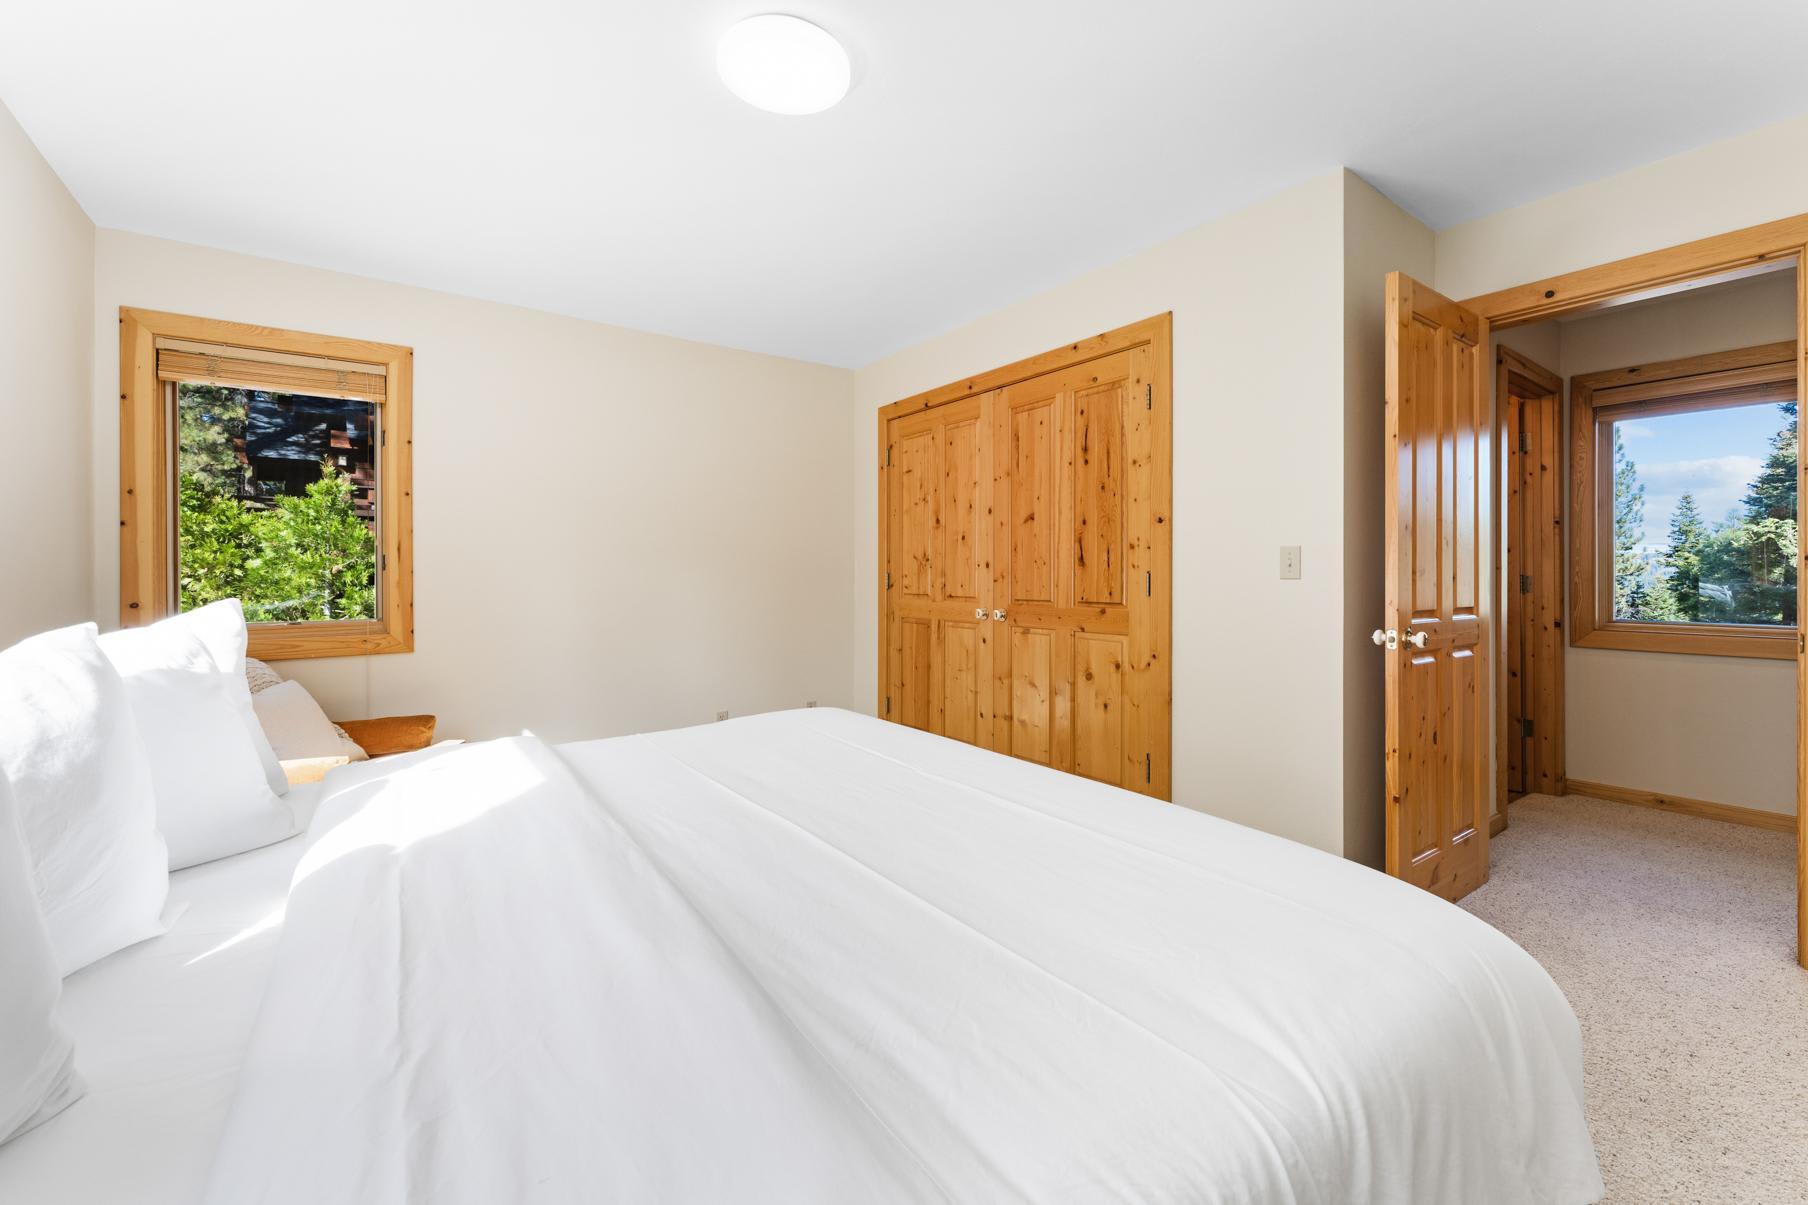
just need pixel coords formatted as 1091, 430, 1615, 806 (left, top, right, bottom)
207, 711, 1601, 1204
202, 734, 942, 1204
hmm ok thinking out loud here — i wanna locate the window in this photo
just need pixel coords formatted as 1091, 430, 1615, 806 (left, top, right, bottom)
120, 309, 413, 660
1571, 340, 1797, 659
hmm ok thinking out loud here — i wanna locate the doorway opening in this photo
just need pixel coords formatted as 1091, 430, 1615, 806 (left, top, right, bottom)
1383, 213, 1808, 969
1496, 347, 1564, 817
1488, 270, 1798, 841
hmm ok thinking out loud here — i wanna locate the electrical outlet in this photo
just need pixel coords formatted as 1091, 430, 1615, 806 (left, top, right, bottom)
1279, 545, 1302, 580
805, 700, 817, 708
716, 710, 729, 722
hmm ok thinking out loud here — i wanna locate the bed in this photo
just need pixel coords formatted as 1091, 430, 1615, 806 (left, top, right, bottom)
0, 747, 456, 1204
2, 709, 1603, 1203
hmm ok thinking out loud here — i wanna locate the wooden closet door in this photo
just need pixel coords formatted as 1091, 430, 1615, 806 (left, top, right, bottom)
989, 347, 1167, 795
884, 395, 993, 744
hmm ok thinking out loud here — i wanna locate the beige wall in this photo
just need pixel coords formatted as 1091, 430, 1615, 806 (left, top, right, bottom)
92, 230, 859, 742
0, 101, 94, 646
1435, 113, 1808, 302
1558, 273, 1797, 814
1342, 176, 1435, 865
854, 170, 1429, 859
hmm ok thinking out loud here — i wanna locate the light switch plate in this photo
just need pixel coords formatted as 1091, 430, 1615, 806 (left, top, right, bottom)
1279, 545, 1302, 580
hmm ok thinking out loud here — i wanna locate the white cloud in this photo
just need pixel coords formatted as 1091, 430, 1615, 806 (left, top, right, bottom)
1616, 421, 1657, 441
1632, 454, 1761, 543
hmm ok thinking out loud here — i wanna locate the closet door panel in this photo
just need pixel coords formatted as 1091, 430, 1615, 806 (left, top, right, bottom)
1073, 632, 1130, 785
1073, 378, 1127, 607
941, 618, 983, 744
1010, 397, 1060, 604
1008, 626, 1056, 766
881, 315, 1168, 798
941, 416, 984, 606
883, 396, 995, 748
893, 429, 936, 603
893, 616, 934, 731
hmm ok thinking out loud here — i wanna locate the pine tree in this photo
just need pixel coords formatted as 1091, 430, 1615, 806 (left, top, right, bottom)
1611, 428, 1651, 619
1734, 401, 1798, 624
1662, 492, 1708, 621
176, 384, 250, 497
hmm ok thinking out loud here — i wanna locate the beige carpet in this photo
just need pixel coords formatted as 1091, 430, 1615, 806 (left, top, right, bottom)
1459, 793, 1808, 1204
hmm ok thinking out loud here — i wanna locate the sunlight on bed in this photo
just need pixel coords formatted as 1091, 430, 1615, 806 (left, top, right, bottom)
184, 904, 286, 967
294, 739, 550, 886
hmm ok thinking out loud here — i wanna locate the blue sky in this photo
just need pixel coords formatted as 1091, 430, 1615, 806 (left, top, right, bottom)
1614, 402, 1792, 548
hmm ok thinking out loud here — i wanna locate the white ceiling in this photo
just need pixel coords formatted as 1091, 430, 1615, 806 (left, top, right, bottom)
4, 1, 1807, 367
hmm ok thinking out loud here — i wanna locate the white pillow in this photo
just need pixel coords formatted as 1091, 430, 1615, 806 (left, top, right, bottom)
246, 658, 367, 756
0, 773, 84, 1145
100, 616, 297, 870
252, 680, 368, 763
174, 601, 289, 798
0, 624, 169, 975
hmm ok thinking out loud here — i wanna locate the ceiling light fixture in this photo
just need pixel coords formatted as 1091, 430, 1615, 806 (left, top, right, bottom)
717, 14, 850, 116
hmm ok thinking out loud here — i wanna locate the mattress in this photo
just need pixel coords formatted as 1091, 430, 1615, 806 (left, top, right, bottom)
0, 747, 457, 1204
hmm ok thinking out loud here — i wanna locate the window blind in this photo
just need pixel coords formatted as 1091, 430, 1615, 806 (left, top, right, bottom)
154, 337, 386, 402
1590, 357, 1794, 413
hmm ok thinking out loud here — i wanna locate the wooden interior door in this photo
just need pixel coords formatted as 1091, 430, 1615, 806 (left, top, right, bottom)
884, 395, 993, 743
989, 347, 1165, 794
1501, 353, 1564, 802
1384, 273, 1492, 901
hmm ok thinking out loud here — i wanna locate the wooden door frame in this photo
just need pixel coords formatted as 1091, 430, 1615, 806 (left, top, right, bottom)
876, 312, 1173, 793
1457, 213, 1808, 969
1494, 346, 1565, 826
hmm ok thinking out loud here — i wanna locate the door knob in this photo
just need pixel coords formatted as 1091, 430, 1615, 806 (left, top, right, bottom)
1403, 630, 1429, 649
992, 609, 1007, 621
975, 608, 986, 620
1370, 628, 1398, 650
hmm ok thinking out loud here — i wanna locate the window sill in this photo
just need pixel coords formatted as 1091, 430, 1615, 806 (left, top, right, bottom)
247, 618, 412, 662
1571, 621, 1796, 661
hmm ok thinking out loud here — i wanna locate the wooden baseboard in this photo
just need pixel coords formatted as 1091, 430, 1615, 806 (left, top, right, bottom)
1562, 779, 1797, 833
1489, 811, 1508, 837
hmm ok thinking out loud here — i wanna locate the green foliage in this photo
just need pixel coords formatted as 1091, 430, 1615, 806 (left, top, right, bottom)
177, 471, 261, 607
175, 381, 377, 621
1735, 400, 1798, 625
1620, 403, 1797, 627
177, 459, 376, 622
177, 384, 249, 494
244, 464, 377, 621
1611, 428, 1654, 619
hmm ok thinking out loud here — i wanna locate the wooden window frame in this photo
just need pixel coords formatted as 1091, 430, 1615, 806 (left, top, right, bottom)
1569, 339, 1797, 660
119, 307, 413, 660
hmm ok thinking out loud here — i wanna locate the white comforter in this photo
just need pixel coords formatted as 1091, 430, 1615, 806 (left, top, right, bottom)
205, 709, 1602, 1204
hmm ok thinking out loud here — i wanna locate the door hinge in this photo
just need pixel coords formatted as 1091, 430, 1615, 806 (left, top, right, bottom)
885, 695, 891, 715
885, 571, 892, 589
1145, 383, 1153, 410
885, 444, 892, 467
1145, 753, 1151, 784
1146, 570, 1152, 597
1522, 718, 1534, 738
382, 552, 388, 571
1518, 431, 1529, 453
1519, 573, 1532, 594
